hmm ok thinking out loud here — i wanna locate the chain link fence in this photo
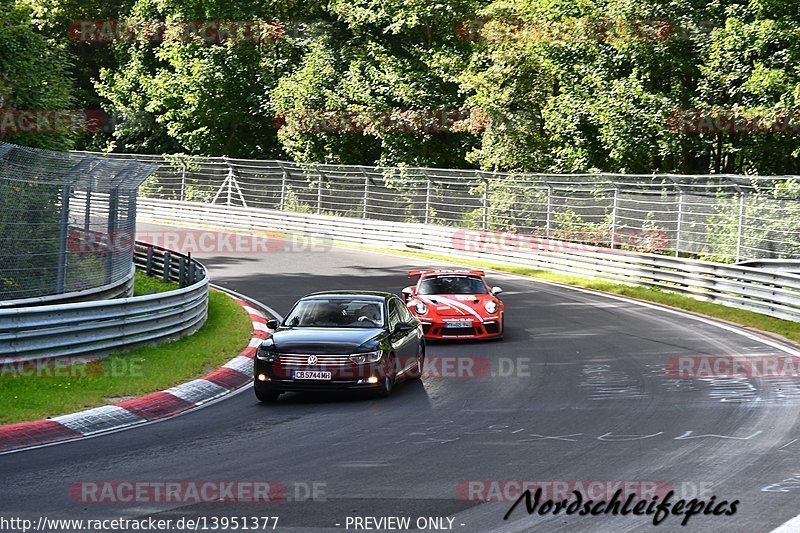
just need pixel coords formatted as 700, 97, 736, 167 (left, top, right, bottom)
0, 143, 156, 303
78, 152, 800, 263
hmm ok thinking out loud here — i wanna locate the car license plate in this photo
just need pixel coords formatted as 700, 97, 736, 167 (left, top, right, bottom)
292, 370, 332, 380
444, 320, 472, 328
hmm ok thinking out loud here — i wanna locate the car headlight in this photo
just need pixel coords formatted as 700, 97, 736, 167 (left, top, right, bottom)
484, 300, 498, 314
349, 351, 382, 364
413, 302, 428, 315
256, 342, 279, 362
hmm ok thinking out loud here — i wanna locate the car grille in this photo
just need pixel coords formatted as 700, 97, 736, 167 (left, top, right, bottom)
441, 326, 476, 336
278, 354, 352, 367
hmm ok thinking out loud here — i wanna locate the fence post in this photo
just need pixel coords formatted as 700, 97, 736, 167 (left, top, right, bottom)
55, 183, 71, 294
278, 161, 287, 211
736, 192, 746, 262
675, 189, 684, 257
317, 168, 324, 214
179, 156, 186, 202
422, 170, 432, 224
361, 167, 370, 219
610, 183, 619, 249
225, 157, 233, 207
482, 173, 489, 230
105, 187, 119, 284
545, 180, 553, 239
84, 178, 92, 234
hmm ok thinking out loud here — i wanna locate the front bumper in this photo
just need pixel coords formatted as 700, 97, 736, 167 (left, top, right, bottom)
254, 360, 390, 392
254, 378, 383, 393
419, 318, 502, 339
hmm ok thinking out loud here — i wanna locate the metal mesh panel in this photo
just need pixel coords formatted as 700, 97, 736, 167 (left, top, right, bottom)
0, 143, 156, 301
86, 151, 800, 262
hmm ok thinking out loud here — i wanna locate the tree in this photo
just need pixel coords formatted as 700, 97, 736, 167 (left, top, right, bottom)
0, 0, 75, 150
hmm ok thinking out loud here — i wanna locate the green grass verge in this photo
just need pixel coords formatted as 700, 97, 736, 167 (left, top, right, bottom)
133, 271, 180, 296
366, 246, 800, 345
0, 287, 252, 425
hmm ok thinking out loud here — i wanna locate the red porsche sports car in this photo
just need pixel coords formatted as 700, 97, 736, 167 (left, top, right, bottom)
402, 269, 504, 340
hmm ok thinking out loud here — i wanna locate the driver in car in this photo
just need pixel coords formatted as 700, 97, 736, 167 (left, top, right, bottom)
355, 303, 382, 326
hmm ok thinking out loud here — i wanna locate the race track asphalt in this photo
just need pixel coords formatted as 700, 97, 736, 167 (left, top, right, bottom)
1, 222, 799, 533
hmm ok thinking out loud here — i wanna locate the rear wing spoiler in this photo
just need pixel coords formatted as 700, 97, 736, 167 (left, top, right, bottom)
408, 269, 485, 277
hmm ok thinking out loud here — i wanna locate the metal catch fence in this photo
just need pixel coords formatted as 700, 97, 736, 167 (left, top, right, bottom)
76, 152, 800, 263
0, 143, 157, 304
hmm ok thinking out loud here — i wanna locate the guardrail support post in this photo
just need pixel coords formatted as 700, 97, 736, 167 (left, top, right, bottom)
56, 183, 71, 294
145, 246, 154, 276
163, 251, 171, 283
179, 256, 186, 288
188, 252, 194, 285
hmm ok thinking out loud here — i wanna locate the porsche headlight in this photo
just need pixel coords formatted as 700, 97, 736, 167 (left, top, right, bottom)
484, 301, 498, 314
413, 302, 428, 315
349, 351, 382, 364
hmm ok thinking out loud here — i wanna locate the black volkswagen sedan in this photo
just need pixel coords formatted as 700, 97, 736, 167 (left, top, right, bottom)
253, 291, 425, 402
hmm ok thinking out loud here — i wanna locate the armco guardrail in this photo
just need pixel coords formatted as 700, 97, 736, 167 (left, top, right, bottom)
0, 242, 208, 363
139, 198, 800, 323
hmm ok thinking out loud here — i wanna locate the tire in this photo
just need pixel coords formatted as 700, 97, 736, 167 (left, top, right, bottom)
409, 344, 425, 380
376, 355, 396, 397
495, 315, 505, 341
254, 385, 280, 403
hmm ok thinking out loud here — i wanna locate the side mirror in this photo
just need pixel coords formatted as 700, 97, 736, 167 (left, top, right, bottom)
491, 286, 503, 296
266, 319, 279, 330
401, 287, 414, 302
394, 321, 414, 333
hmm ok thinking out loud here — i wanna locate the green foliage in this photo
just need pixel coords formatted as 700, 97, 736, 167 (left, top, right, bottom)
11, 0, 800, 172
0, 0, 75, 150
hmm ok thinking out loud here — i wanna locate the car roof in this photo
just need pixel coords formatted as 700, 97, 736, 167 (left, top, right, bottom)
303, 291, 394, 301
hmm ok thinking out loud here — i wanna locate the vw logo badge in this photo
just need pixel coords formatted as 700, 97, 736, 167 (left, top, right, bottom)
307, 355, 318, 366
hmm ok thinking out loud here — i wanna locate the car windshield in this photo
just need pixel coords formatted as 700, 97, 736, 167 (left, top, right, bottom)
283, 298, 385, 328
417, 276, 488, 295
